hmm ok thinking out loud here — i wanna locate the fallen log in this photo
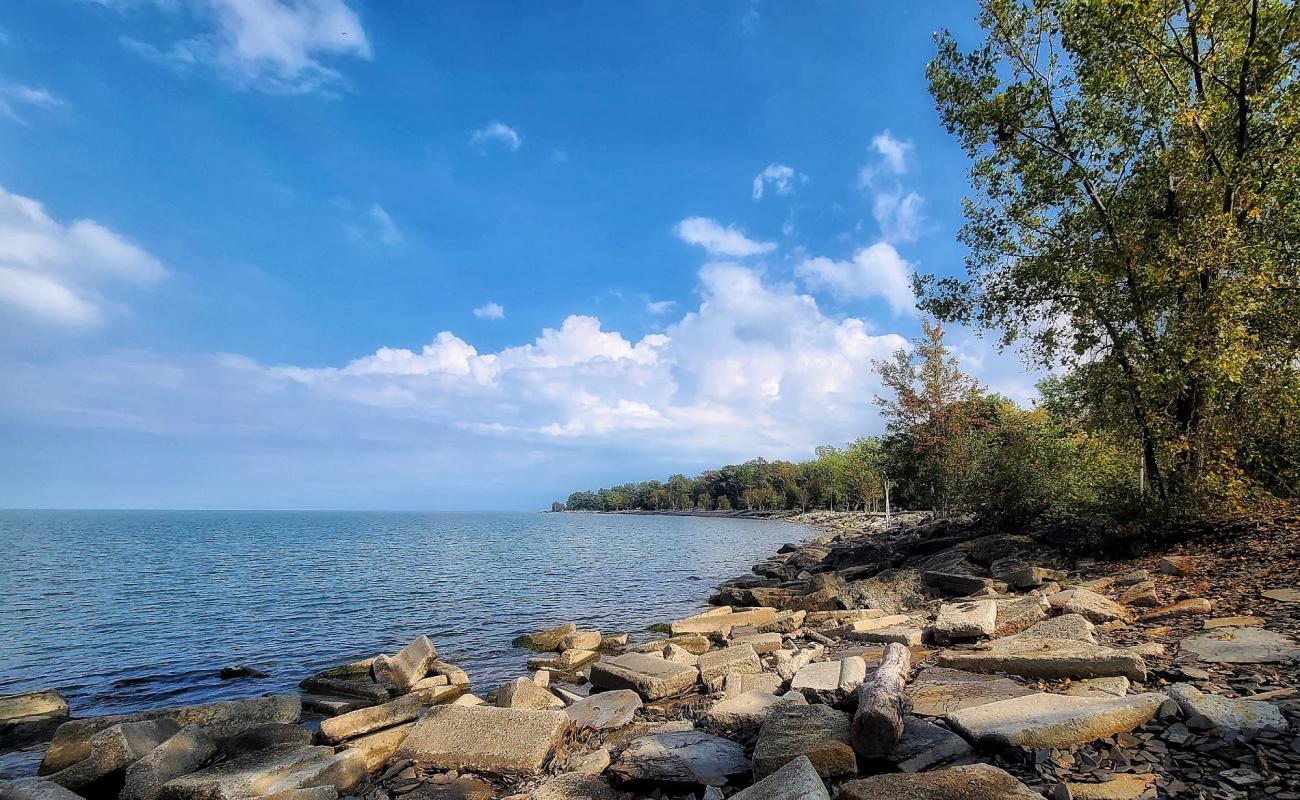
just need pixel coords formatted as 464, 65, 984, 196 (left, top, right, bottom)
851, 641, 911, 757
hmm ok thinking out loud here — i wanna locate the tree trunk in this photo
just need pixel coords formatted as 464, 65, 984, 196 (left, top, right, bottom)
851, 642, 910, 758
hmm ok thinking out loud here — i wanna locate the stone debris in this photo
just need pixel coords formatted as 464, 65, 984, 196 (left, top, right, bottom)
317, 695, 420, 745
887, 716, 974, 773
838, 763, 1043, 800
1047, 589, 1130, 624
1179, 625, 1300, 663
790, 657, 866, 705
606, 730, 749, 787
931, 600, 998, 644
565, 690, 642, 730
121, 726, 216, 800
946, 691, 1167, 749
393, 705, 569, 776
729, 755, 828, 800
1134, 597, 1212, 623
1167, 682, 1289, 733
936, 637, 1146, 681
372, 636, 437, 695
704, 690, 805, 730
752, 702, 857, 780
0, 690, 69, 750
588, 653, 699, 700
907, 667, 1038, 716
696, 643, 762, 684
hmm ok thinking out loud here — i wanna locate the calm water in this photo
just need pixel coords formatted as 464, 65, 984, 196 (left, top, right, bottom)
0, 511, 807, 719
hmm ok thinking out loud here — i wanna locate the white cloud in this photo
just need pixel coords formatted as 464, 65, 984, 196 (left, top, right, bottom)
871, 189, 924, 243
795, 242, 915, 315
870, 130, 912, 175
674, 217, 776, 257
473, 301, 505, 320
752, 163, 803, 200
113, 0, 371, 94
645, 299, 676, 315
470, 122, 522, 151
0, 81, 64, 123
367, 204, 401, 245
0, 184, 166, 327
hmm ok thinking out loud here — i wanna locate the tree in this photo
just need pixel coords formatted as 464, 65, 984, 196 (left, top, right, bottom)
925, 0, 1300, 509
875, 321, 986, 515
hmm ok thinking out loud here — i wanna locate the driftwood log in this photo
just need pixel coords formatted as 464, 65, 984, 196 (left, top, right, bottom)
851, 641, 911, 757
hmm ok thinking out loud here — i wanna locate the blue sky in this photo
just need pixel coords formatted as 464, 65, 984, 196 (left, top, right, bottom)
0, 1, 1036, 510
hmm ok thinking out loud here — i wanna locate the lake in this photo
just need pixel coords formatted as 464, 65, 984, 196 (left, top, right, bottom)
0, 511, 807, 723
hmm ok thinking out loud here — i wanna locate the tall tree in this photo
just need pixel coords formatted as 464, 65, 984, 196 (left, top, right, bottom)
925, 0, 1300, 506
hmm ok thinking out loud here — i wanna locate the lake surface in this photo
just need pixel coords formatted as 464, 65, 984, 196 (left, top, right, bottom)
0, 511, 807, 721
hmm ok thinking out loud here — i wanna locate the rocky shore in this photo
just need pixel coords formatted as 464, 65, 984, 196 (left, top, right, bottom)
2, 510, 1298, 800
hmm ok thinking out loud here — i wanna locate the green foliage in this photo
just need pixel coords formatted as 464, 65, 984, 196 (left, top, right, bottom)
924, 0, 1300, 511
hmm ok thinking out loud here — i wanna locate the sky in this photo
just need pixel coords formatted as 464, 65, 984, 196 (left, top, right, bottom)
0, 0, 1040, 510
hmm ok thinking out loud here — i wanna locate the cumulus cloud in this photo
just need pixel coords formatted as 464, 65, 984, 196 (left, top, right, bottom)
858, 130, 926, 243
751, 163, 803, 200
795, 242, 915, 315
470, 121, 522, 151
872, 189, 924, 243
473, 301, 505, 320
0, 184, 166, 327
674, 217, 775, 257
870, 130, 911, 175
113, 0, 371, 94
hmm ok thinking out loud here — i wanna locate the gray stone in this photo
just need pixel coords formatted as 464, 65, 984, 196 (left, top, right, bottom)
50, 718, 182, 790
697, 644, 761, 684
752, 703, 856, 780
936, 637, 1145, 681
257, 750, 366, 796
932, 601, 997, 644
159, 745, 333, 800
906, 668, 1037, 717
889, 717, 973, 773
0, 780, 85, 800
992, 596, 1049, 638
392, 704, 569, 776
724, 672, 783, 698
731, 632, 783, 655
122, 726, 217, 800
1064, 677, 1130, 697
372, 635, 437, 694
705, 690, 805, 730
318, 694, 419, 744
565, 690, 642, 730
790, 657, 866, 705
754, 610, 807, 635
1135, 598, 1212, 623
1179, 626, 1300, 664
670, 608, 778, 636
662, 644, 697, 664
730, 756, 828, 800
335, 721, 414, 772
220, 723, 313, 758
566, 748, 611, 775
256, 789, 338, 800
1167, 683, 1289, 733
298, 695, 368, 717
607, 730, 749, 787
1047, 589, 1128, 623
557, 630, 602, 651
923, 571, 994, 597
853, 625, 923, 646
1159, 556, 1194, 576
523, 624, 577, 650
41, 694, 302, 775
529, 774, 628, 800
495, 677, 564, 711
838, 764, 1043, 800
0, 690, 69, 749
588, 653, 699, 700
1011, 614, 1096, 643
946, 691, 1167, 749
297, 678, 387, 703
842, 569, 927, 614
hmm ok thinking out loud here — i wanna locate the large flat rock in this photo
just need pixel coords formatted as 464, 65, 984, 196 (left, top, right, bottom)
935, 637, 1146, 681
41, 694, 301, 775
0, 779, 86, 800
159, 744, 332, 800
121, 726, 217, 800
392, 704, 569, 776
373, 635, 437, 694
932, 601, 997, 644
1168, 683, 1289, 733
1179, 626, 1300, 664
697, 644, 761, 684
705, 691, 805, 731
730, 756, 829, 800
907, 668, 1037, 716
838, 763, 1044, 800
946, 692, 1166, 749
790, 657, 866, 705
566, 690, 642, 730
1047, 589, 1128, 624
49, 718, 181, 791
752, 703, 856, 781
318, 695, 419, 744
670, 608, 778, 636
336, 722, 414, 772
888, 717, 974, 773
607, 730, 749, 787
589, 653, 699, 700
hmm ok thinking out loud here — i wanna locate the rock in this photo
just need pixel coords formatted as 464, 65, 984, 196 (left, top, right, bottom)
1179, 626, 1300, 663
318, 694, 419, 744
158, 744, 333, 800
906, 668, 1037, 716
599, 633, 629, 651
1262, 588, 1300, 602
1116, 582, 1161, 608
732, 632, 783, 655
257, 789, 337, 800
600, 719, 694, 752
839, 763, 1042, 800
1124, 642, 1164, 657
566, 748, 611, 775
634, 634, 712, 656
529, 774, 628, 800
393, 704, 569, 776
1047, 589, 1128, 624
607, 730, 749, 787
558, 630, 602, 651
496, 678, 564, 711
588, 653, 699, 700
565, 690, 642, 731
0, 779, 85, 800
946, 691, 1166, 749
725, 672, 783, 698
529, 649, 600, 673
932, 601, 998, 644
1204, 616, 1264, 629
41, 694, 302, 775
1158, 556, 1194, 576
752, 703, 856, 780
1063, 677, 1130, 697
335, 721, 414, 772
670, 608, 778, 636
791, 657, 867, 705
662, 644, 698, 665
49, 718, 182, 790
936, 637, 1146, 681
832, 614, 914, 637
220, 723, 313, 758
1013, 614, 1096, 643
256, 750, 367, 796
309, 659, 374, 682
697, 645, 762, 684
0, 690, 69, 749
754, 610, 807, 634
404, 777, 494, 800
219, 666, 269, 680
1135, 598, 1212, 623
805, 610, 885, 627
889, 717, 973, 773
842, 570, 927, 614
1167, 683, 1289, 733
372, 635, 437, 695
922, 571, 995, 597
121, 726, 217, 800
854, 626, 923, 646
298, 695, 368, 717
705, 690, 805, 730
1061, 774, 1155, 800
298, 678, 389, 703
452, 694, 485, 706
992, 597, 1049, 638
522, 624, 578, 650
729, 756, 829, 800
